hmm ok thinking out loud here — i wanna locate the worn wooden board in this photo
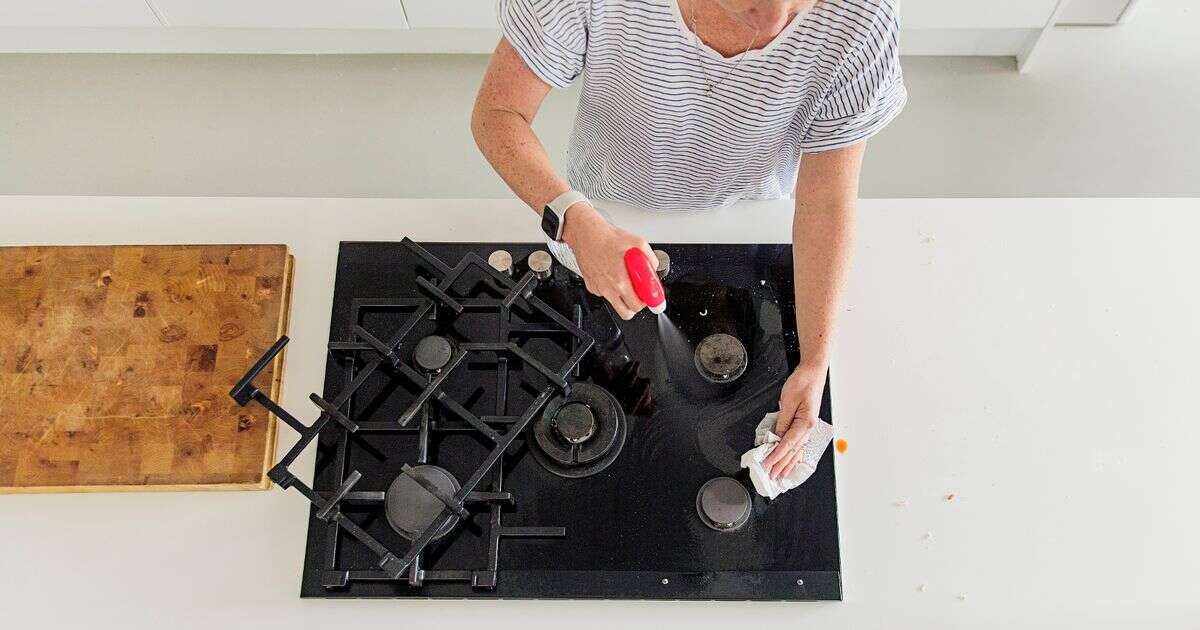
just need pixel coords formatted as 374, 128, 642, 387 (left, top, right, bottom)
0, 244, 293, 492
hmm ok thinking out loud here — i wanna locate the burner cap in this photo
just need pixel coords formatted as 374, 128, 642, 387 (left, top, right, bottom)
385, 465, 461, 542
553, 402, 596, 444
696, 477, 752, 532
530, 383, 627, 478
694, 333, 748, 383
413, 335, 453, 372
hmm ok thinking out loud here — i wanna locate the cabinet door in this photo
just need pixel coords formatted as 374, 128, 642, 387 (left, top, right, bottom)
1058, 0, 1133, 25
401, 0, 494, 29
0, 0, 160, 27
903, 0, 1060, 29
150, 0, 409, 29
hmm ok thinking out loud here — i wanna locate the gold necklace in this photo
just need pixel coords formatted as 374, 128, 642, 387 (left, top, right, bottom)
689, 0, 761, 93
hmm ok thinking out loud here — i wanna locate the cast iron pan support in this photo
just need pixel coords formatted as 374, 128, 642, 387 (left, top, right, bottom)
230, 237, 593, 589
229, 336, 411, 576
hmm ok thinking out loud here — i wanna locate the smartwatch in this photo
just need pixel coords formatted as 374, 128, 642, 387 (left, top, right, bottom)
541, 190, 588, 242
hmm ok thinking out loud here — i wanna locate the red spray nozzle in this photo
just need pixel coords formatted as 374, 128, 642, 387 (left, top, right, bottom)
623, 248, 666, 315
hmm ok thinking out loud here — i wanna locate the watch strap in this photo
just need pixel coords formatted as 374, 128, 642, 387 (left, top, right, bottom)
542, 190, 589, 241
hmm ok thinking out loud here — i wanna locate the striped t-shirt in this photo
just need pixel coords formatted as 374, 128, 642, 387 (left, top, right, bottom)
499, 0, 907, 211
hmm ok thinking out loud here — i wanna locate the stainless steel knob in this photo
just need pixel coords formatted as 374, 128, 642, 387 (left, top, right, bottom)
487, 249, 513, 276
528, 250, 553, 280
653, 249, 670, 279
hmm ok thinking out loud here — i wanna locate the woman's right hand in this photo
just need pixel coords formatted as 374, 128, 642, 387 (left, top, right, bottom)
561, 203, 656, 320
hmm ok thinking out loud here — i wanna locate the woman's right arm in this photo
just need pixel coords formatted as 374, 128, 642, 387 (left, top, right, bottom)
471, 39, 653, 320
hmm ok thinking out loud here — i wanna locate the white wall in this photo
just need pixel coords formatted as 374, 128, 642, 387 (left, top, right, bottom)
0, 1, 1197, 199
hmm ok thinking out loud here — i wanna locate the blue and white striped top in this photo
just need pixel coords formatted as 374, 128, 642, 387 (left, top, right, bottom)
498, 0, 907, 211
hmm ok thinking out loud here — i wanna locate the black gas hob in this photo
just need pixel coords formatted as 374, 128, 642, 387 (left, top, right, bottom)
231, 239, 840, 600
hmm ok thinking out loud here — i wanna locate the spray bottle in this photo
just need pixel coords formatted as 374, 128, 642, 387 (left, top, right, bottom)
544, 204, 668, 315
623, 248, 667, 315
547, 234, 667, 316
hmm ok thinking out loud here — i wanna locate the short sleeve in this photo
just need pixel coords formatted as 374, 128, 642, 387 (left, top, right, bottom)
497, 0, 589, 89
800, 3, 907, 153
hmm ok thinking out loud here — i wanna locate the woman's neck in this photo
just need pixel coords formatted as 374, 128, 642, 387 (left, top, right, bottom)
683, 0, 814, 57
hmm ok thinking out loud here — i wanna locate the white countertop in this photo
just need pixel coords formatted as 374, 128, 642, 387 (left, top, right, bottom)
1, 196, 1198, 629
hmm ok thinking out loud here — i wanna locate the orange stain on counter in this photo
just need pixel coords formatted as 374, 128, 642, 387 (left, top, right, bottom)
835, 439, 848, 453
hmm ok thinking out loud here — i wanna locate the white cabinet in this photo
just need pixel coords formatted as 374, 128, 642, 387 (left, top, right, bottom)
0, 0, 1140, 57
902, 0, 1059, 29
401, 0, 494, 29
150, 0, 409, 29
398, 0, 1065, 31
0, 0, 160, 27
1058, 0, 1134, 25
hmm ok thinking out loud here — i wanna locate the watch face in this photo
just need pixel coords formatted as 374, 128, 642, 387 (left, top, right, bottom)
541, 207, 561, 240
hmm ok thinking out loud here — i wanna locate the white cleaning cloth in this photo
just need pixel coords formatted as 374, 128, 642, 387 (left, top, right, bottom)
739, 412, 835, 499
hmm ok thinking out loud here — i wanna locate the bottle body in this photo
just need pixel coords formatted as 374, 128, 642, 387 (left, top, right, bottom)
623, 248, 666, 314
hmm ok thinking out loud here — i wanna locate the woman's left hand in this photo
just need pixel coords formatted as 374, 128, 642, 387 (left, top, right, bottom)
762, 363, 826, 480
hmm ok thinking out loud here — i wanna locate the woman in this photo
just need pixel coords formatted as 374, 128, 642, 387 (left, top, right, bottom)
472, 0, 905, 482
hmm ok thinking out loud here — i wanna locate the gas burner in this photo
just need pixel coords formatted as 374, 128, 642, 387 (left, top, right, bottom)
385, 465, 461, 541
696, 477, 752, 532
694, 333, 748, 383
413, 334, 453, 372
529, 382, 627, 478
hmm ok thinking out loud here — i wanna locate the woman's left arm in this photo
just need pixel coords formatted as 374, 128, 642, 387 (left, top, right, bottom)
762, 142, 865, 480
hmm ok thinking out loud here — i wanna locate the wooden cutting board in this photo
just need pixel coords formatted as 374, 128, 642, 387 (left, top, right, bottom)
0, 244, 293, 492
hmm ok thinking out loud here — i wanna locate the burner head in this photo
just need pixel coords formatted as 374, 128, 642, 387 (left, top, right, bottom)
414, 335, 453, 372
530, 383, 627, 478
694, 333, 748, 383
384, 465, 461, 542
696, 477, 752, 532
